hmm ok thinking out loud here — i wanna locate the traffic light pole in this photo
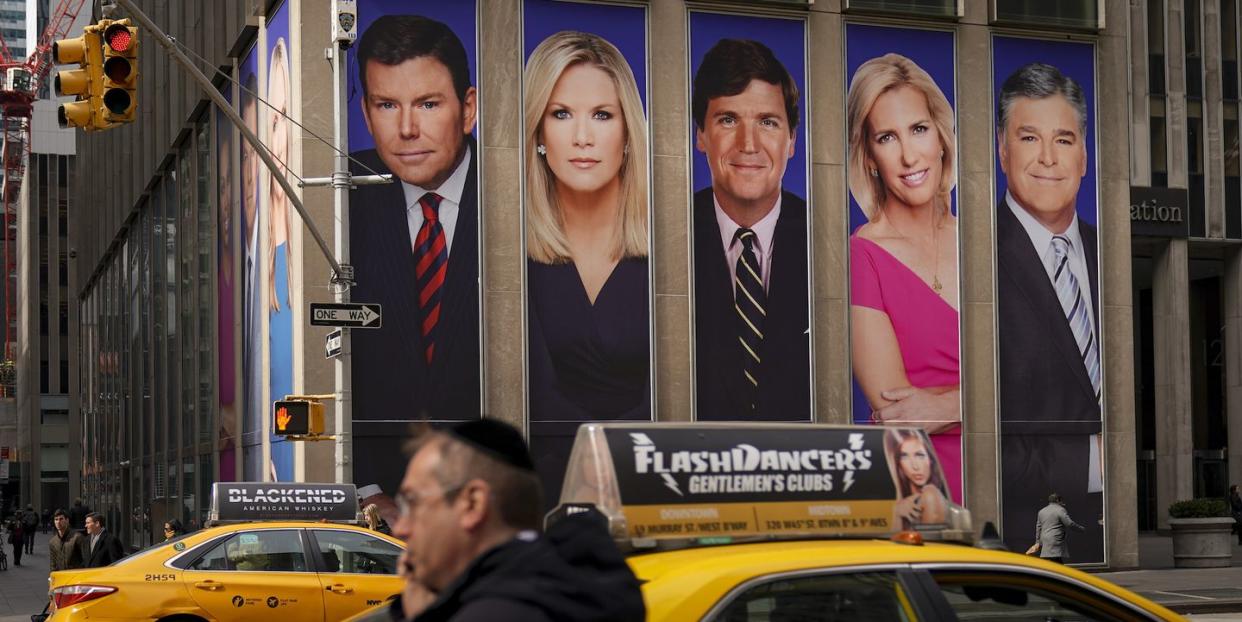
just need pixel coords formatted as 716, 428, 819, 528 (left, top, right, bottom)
111, 0, 345, 282
329, 41, 353, 485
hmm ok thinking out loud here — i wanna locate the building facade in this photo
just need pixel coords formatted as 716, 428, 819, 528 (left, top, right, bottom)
67, 0, 1237, 568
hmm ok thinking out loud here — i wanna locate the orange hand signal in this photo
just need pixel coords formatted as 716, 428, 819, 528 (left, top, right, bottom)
276, 406, 291, 431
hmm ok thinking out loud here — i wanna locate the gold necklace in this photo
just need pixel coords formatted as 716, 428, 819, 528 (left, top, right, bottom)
889, 208, 942, 293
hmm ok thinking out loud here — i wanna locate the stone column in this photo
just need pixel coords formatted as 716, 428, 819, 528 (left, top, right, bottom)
1225, 247, 1242, 489
1202, 1, 1225, 237
807, 5, 850, 424
957, 1, 1000, 530
479, 0, 525, 431
649, 0, 692, 422
1153, 238, 1194, 530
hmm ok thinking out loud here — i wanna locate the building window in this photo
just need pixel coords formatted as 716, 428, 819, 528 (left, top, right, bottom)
1150, 0, 1166, 95
843, 0, 960, 18
992, 0, 1102, 31
1186, 0, 1203, 99
1225, 0, 1240, 101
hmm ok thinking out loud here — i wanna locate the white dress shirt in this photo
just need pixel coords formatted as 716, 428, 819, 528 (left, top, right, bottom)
403, 145, 471, 255
714, 193, 782, 294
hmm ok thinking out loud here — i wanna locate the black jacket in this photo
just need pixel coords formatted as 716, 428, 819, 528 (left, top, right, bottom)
68, 504, 90, 531
372, 512, 644, 622
692, 187, 811, 421
995, 200, 1103, 559
84, 529, 125, 568
349, 143, 481, 496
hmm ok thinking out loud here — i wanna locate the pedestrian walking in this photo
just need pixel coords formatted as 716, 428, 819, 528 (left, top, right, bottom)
49, 509, 86, 571
357, 419, 644, 622
363, 504, 390, 536
68, 499, 90, 534
22, 504, 38, 553
7, 516, 23, 566
41, 508, 51, 534
1031, 493, 1085, 564
83, 512, 125, 567
1230, 484, 1242, 546
162, 519, 185, 542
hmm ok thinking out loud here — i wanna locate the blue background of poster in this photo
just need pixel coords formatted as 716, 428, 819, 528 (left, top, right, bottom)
266, 0, 294, 483
992, 36, 1097, 225
689, 12, 807, 199
347, 0, 479, 153
523, 0, 646, 111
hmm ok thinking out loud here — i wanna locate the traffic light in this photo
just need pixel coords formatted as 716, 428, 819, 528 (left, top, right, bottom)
53, 26, 105, 130
273, 400, 325, 437
100, 19, 138, 124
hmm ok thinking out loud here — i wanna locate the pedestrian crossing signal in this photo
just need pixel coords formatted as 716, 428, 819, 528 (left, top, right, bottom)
273, 400, 323, 436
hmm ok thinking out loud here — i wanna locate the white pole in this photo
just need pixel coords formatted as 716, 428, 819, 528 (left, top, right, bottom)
330, 40, 352, 484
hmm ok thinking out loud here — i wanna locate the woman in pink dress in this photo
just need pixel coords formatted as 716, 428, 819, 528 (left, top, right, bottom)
847, 53, 962, 503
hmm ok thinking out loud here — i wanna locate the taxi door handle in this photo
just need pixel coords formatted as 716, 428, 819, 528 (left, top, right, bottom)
325, 584, 353, 594
194, 581, 225, 591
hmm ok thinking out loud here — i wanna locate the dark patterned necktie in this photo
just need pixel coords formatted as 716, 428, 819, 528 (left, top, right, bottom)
1047, 235, 1101, 401
733, 228, 766, 410
413, 192, 446, 364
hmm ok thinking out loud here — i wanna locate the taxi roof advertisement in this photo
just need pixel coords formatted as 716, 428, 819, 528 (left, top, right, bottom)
211, 482, 359, 522
602, 426, 908, 539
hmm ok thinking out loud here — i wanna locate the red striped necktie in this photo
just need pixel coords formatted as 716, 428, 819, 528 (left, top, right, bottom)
413, 192, 447, 364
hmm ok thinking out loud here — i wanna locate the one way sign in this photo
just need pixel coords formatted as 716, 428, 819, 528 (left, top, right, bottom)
310, 303, 382, 329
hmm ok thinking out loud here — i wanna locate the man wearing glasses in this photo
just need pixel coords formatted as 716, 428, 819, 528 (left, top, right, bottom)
360, 419, 644, 622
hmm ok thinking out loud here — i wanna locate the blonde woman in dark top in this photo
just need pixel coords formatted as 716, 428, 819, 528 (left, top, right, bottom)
524, 31, 650, 419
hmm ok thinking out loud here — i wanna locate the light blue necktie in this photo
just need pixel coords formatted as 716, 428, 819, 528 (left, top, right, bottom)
1047, 235, 1101, 401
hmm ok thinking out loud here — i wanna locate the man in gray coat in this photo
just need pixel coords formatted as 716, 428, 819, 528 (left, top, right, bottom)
1035, 493, 1085, 563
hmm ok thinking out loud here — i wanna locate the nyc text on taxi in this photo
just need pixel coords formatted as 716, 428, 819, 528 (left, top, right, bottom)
549, 423, 1187, 622
48, 483, 404, 621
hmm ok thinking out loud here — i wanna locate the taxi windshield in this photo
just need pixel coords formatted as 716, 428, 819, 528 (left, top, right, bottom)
108, 533, 192, 567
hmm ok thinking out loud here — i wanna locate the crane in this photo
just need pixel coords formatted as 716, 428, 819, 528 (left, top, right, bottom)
0, 0, 88, 396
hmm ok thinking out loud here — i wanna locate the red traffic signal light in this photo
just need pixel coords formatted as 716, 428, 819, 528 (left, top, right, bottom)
273, 400, 324, 437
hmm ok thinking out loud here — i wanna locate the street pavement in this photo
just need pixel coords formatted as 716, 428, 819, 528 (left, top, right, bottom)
0, 529, 52, 622
1093, 534, 1242, 615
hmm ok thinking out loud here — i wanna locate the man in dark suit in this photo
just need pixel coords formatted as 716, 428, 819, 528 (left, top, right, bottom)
995, 63, 1103, 561
83, 512, 125, 568
349, 16, 481, 495
691, 39, 810, 421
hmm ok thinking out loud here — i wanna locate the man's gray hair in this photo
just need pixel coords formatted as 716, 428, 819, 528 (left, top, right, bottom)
996, 62, 1087, 136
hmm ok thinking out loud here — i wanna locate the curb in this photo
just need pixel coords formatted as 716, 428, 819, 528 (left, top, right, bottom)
1165, 599, 1242, 615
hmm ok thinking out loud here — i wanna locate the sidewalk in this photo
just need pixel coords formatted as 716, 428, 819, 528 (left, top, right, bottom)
0, 529, 52, 622
1094, 534, 1242, 614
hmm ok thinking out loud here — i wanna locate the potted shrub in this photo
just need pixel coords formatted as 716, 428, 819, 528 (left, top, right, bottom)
1168, 498, 1235, 568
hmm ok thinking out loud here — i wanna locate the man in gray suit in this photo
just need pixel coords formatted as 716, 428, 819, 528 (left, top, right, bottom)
1035, 493, 1085, 563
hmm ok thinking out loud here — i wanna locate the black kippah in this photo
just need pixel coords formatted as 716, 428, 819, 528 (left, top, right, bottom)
447, 419, 535, 472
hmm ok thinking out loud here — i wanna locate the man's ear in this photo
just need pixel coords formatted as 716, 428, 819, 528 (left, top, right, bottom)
461, 86, 479, 136
360, 94, 374, 138
1078, 141, 1087, 178
457, 480, 491, 532
695, 127, 706, 154
786, 130, 796, 159
996, 130, 1009, 176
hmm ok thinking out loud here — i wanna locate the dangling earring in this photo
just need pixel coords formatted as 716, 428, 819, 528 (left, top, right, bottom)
939, 149, 944, 158
870, 168, 878, 177
536, 144, 546, 156
623, 143, 629, 155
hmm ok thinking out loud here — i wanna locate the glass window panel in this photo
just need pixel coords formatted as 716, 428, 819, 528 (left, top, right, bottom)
713, 572, 915, 622
1223, 0, 1239, 100
843, 0, 958, 18
181, 145, 194, 451
1187, 0, 1203, 99
312, 530, 402, 575
197, 120, 214, 446
189, 530, 308, 572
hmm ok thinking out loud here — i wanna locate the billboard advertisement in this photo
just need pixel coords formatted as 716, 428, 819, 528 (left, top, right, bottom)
689, 11, 811, 422
993, 36, 1104, 564
265, 0, 295, 483
844, 23, 962, 506
239, 42, 263, 483
216, 91, 237, 482
346, 0, 482, 497
522, 0, 653, 506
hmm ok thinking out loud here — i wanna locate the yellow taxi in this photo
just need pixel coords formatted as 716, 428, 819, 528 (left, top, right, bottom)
568, 423, 1184, 621
48, 483, 404, 621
